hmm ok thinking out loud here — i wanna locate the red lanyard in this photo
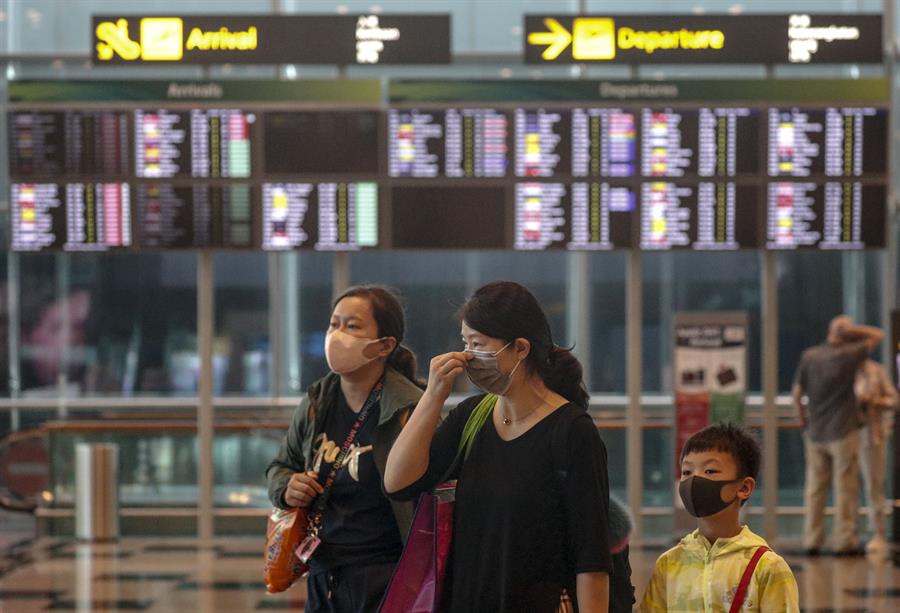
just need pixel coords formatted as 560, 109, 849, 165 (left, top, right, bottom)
307, 380, 383, 535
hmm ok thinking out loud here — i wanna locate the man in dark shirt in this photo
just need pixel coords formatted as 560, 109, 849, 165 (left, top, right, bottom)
792, 315, 883, 555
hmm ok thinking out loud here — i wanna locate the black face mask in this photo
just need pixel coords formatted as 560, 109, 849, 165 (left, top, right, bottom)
679, 475, 742, 518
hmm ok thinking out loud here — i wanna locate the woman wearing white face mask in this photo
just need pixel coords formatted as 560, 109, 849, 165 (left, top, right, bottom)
266, 286, 423, 613
385, 281, 632, 613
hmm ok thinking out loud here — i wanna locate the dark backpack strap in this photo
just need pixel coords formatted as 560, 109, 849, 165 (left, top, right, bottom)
729, 546, 769, 613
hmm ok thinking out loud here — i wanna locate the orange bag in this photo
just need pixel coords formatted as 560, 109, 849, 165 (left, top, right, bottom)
264, 507, 309, 593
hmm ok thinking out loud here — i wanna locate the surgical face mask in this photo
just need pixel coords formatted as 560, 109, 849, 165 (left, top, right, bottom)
325, 329, 386, 375
678, 475, 742, 518
464, 343, 523, 396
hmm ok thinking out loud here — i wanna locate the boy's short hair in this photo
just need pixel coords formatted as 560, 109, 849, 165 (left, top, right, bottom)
680, 423, 761, 481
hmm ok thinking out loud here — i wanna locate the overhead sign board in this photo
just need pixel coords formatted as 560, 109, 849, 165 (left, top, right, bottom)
92, 14, 451, 65
525, 14, 882, 64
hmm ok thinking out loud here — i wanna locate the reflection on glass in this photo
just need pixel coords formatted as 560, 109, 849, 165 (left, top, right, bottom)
15, 253, 198, 397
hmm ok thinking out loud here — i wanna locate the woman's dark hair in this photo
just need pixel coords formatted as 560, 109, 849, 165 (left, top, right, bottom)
333, 285, 419, 383
458, 281, 589, 408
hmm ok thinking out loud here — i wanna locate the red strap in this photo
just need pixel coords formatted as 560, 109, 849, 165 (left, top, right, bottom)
729, 546, 769, 613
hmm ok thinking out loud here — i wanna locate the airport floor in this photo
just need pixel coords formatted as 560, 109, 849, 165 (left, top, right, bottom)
0, 532, 899, 611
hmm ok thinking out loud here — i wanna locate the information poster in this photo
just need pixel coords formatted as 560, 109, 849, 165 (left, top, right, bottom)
673, 312, 748, 477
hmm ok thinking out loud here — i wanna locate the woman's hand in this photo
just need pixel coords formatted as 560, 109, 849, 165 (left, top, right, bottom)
284, 471, 324, 508
425, 351, 471, 402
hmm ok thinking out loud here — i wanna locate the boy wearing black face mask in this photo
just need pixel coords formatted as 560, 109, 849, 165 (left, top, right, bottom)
638, 424, 799, 612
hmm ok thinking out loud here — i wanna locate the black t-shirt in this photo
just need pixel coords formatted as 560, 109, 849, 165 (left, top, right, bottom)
308, 390, 402, 572
401, 394, 613, 613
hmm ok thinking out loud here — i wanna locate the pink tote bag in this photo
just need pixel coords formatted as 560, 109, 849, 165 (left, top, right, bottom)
379, 395, 496, 613
379, 483, 455, 612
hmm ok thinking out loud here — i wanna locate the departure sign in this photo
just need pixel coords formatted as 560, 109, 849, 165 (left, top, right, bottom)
261, 182, 378, 251
766, 181, 885, 249
8, 111, 129, 177
524, 14, 883, 64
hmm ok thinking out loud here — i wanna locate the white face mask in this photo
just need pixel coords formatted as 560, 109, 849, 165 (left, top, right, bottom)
464, 343, 523, 395
324, 329, 386, 375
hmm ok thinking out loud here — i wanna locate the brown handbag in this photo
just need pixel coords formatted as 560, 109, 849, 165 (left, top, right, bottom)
264, 506, 310, 593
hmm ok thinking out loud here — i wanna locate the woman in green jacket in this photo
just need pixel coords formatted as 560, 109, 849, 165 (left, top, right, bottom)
266, 285, 423, 613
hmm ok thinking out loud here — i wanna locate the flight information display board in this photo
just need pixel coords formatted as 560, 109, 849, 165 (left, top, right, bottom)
135, 184, 255, 249
572, 108, 638, 178
388, 109, 510, 178
4, 79, 890, 252
639, 182, 760, 250
768, 107, 887, 177
390, 185, 507, 248
265, 112, 379, 175
8, 111, 130, 177
10, 182, 131, 252
515, 109, 571, 178
190, 109, 254, 178
10, 183, 65, 251
261, 182, 379, 251
64, 182, 131, 251
766, 181, 885, 249
513, 182, 636, 250
135, 110, 190, 178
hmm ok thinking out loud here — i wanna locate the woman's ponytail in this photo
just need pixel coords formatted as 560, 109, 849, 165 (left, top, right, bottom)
540, 345, 589, 409
388, 343, 421, 386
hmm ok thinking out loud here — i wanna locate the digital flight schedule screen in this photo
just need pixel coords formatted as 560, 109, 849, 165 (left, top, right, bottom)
262, 182, 379, 251
9, 111, 130, 177
513, 182, 636, 251
388, 109, 510, 178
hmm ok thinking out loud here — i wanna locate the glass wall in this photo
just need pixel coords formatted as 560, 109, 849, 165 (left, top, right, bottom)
0, 0, 896, 540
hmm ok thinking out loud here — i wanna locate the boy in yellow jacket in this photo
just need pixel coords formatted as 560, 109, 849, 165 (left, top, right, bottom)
639, 424, 799, 612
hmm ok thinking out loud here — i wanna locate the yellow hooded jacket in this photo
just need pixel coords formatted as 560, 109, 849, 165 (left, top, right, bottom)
638, 525, 799, 612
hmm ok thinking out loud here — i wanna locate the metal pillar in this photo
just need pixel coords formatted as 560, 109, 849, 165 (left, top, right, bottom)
566, 252, 591, 388
56, 253, 70, 418
626, 250, 642, 540
6, 252, 19, 431
761, 251, 779, 543
268, 253, 282, 398
883, 0, 898, 364
284, 254, 301, 393
197, 252, 215, 542
332, 252, 350, 301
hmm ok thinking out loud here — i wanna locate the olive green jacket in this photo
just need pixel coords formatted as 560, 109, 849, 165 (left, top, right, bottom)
265, 367, 423, 541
